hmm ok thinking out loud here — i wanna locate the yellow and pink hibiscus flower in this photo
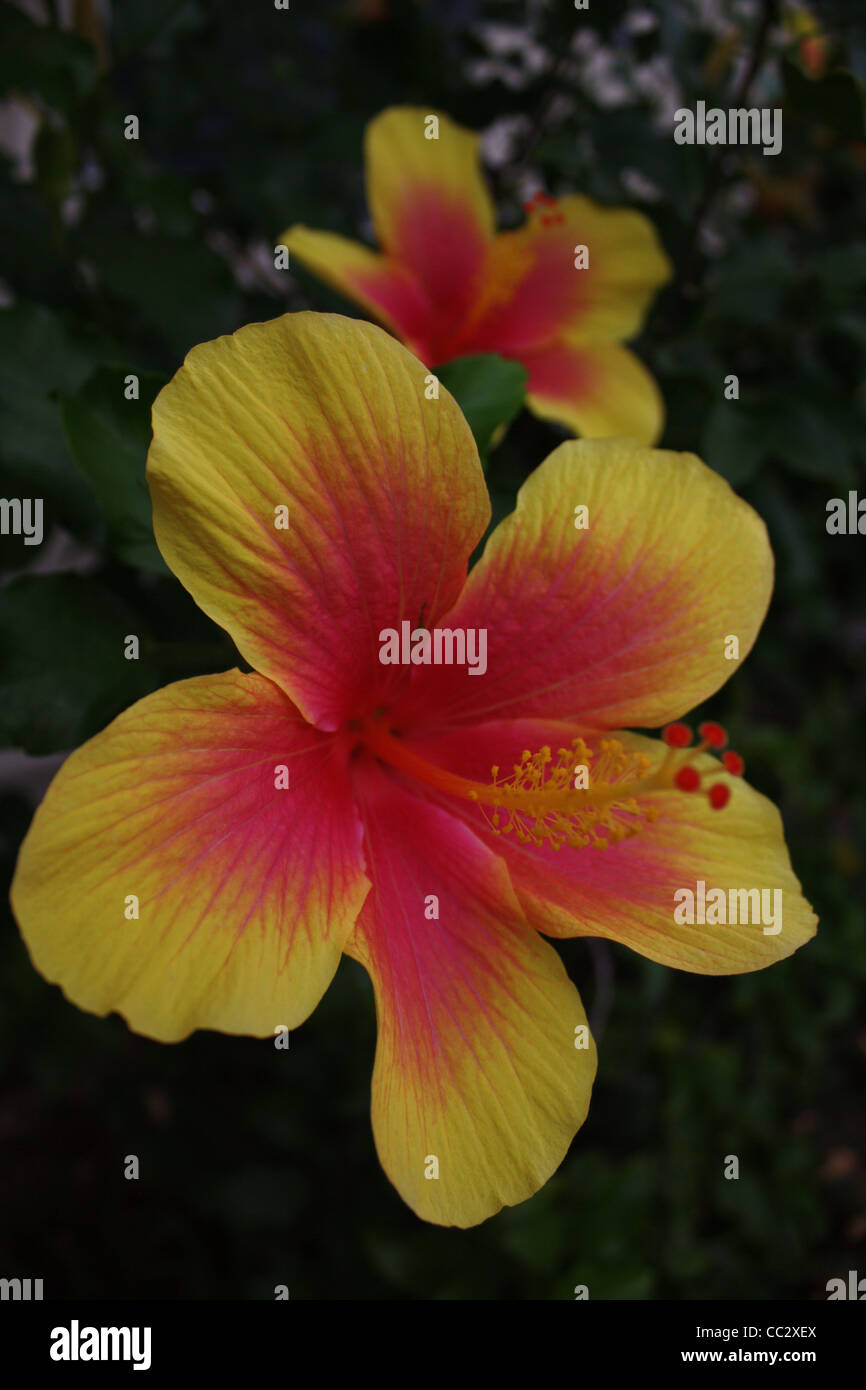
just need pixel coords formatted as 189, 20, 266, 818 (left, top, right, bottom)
11, 313, 816, 1228
281, 107, 673, 444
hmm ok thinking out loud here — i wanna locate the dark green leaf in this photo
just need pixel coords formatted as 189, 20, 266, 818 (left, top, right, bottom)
433, 353, 528, 460
759, 393, 858, 483
0, 7, 96, 111
703, 392, 858, 487
0, 170, 74, 304
34, 122, 78, 204
60, 368, 169, 573
78, 229, 244, 358
0, 303, 103, 542
702, 399, 768, 487
811, 242, 866, 300
0, 575, 162, 754
702, 238, 798, 327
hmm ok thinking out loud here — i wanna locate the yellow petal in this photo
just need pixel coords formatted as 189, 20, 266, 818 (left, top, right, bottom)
557, 195, 672, 345
347, 767, 596, 1226
365, 105, 495, 261
279, 225, 432, 356
392, 438, 773, 731
515, 732, 819, 974
11, 672, 369, 1041
147, 312, 489, 732
523, 339, 665, 443
458, 196, 671, 355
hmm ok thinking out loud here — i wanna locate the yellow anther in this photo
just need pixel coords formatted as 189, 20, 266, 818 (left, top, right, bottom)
357, 719, 673, 854
478, 737, 661, 852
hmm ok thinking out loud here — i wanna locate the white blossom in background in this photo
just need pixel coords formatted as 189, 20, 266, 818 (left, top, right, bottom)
0, 97, 39, 182
569, 30, 633, 109
481, 113, 532, 168
621, 167, 663, 202
61, 192, 85, 226
468, 19, 550, 90
633, 54, 683, 130
206, 231, 290, 295
699, 221, 727, 257
474, 22, 535, 59
727, 180, 758, 217
623, 8, 659, 36
686, 0, 742, 35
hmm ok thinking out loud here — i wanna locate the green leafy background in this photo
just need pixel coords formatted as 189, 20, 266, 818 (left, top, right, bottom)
1, 0, 864, 1299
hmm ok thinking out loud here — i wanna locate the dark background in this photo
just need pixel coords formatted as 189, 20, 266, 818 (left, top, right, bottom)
0, 0, 864, 1299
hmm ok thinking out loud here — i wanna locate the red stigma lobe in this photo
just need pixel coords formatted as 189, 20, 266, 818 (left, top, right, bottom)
663, 722, 693, 748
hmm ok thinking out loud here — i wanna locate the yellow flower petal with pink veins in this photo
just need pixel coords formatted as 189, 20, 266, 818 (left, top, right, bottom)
147, 313, 490, 733
400, 721, 817, 975
392, 438, 772, 732
282, 107, 497, 365
11, 672, 369, 1041
521, 733, 818, 972
347, 764, 596, 1227
520, 339, 665, 444
279, 108, 672, 432
365, 106, 495, 335
561, 196, 673, 344
457, 196, 672, 358
279, 227, 434, 359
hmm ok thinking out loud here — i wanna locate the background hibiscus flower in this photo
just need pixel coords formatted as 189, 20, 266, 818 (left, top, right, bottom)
283, 106, 672, 443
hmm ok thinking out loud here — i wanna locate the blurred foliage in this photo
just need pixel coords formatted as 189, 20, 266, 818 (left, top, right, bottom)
434, 352, 528, 459
1, 0, 865, 1300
